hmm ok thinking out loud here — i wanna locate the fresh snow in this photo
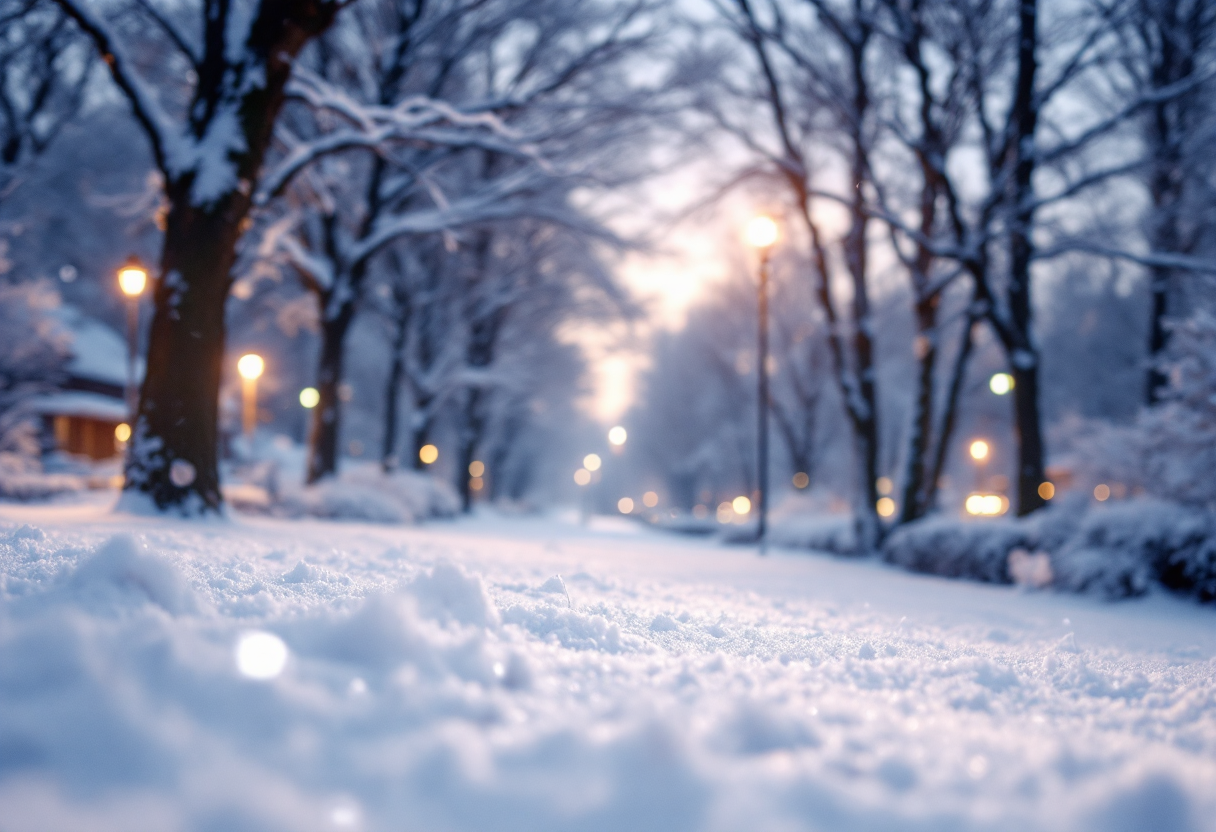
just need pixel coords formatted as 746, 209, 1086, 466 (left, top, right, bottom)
2, 497, 1215, 832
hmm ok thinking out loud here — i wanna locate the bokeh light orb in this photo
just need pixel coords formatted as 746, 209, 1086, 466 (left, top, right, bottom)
235, 630, 288, 680
607, 426, 627, 446
299, 387, 320, 408
419, 444, 439, 464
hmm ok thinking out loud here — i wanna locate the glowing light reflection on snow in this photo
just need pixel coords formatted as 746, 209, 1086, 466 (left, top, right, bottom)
235, 631, 288, 680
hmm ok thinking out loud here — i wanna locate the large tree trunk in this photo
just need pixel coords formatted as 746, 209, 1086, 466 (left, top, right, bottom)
1005, 0, 1046, 516
307, 306, 354, 483
124, 189, 243, 510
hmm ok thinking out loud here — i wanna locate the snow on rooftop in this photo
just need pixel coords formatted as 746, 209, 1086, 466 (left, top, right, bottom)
0, 507, 1214, 832
26, 390, 129, 421
49, 304, 144, 388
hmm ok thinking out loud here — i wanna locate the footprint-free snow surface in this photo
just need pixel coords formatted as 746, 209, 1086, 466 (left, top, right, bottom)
2, 498, 1215, 832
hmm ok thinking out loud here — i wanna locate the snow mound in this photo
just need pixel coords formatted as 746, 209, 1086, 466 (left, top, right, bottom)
883, 516, 1029, 583
273, 466, 459, 524
69, 534, 196, 614
405, 560, 500, 628
766, 514, 859, 554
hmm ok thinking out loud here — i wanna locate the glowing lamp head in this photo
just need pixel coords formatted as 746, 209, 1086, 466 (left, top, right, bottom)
237, 353, 264, 380
607, 426, 627, 446
989, 373, 1014, 395
969, 439, 989, 461
117, 257, 148, 297
419, 444, 439, 465
746, 215, 779, 249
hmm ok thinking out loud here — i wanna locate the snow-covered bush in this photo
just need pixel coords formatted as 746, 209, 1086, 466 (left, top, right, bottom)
0, 280, 70, 456
766, 515, 858, 555
1064, 311, 1216, 510
883, 499, 1216, 601
1053, 500, 1216, 600
882, 516, 1031, 583
0, 452, 85, 501
272, 466, 459, 523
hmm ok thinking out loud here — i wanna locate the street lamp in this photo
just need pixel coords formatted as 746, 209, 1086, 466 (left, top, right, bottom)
237, 353, 264, 441
746, 215, 778, 553
117, 256, 148, 419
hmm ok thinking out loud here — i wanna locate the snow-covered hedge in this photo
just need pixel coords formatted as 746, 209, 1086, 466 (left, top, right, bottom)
765, 515, 858, 555
264, 466, 460, 524
882, 499, 1216, 601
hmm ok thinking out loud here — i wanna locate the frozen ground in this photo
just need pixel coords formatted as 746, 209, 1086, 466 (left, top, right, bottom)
1, 495, 1215, 832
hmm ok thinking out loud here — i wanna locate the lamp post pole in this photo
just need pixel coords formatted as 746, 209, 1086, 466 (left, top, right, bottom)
745, 216, 778, 555
756, 246, 771, 553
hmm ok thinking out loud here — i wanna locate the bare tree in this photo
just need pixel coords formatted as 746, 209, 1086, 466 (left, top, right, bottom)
52, 0, 351, 512
0, 0, 90, 198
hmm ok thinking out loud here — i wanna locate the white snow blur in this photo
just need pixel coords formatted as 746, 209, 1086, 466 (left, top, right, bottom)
1, 501, 1214, 832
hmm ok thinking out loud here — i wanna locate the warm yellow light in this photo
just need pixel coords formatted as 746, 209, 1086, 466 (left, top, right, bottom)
969, 440, 989, 461
618, 496, 634, 514
792, 472, 809, 489
574, 468, 591, 486
732, 495, 752, 515
114, 422, 131, 443
583, 453, 602, 472
118, 264, 147, 297
965, 493, 1008, 516
237, 353, 264, 380
419, 444, 439, 464
1094, 483, 1111, 501
643, 491, 658, 508
876, 497, 896, 517
1038, 481, 1055, 500
470, 476, 484, 492
608, 426, 627, 446
299, 387, 320, 408
989, 373, 1014, 395
469, 460, 485, 477
876, 476, 893, 496
745, 215, 779, 249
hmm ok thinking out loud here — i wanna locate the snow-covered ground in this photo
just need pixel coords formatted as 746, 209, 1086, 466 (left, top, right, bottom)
2, 495, 1215, 832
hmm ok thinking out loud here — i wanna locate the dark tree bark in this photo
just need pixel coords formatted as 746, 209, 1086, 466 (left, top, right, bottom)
380, 284, 412, 472
56, 0, 346, 512
306, 305, 355, 483
1003, 0, 1046, 516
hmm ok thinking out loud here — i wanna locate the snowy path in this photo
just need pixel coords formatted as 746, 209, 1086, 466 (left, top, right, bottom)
2, 498, 1215, 832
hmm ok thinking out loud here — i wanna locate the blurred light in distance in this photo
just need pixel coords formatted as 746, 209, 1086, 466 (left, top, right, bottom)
693, 504, 708, 519
470, 476, 484, 492
118, 262, 147, 296
419, 444, 439, 464
574, 468, 591, 486
989, 373, 1014, 395
732, 495, 751, 515
969, 440, 989, 461
716, 502, 733, 523
235, 630, 288, 680
876, 497, 896, 517
237, 353, 264, 380
876, 476, 893, 496
965, 493, 1008, 516
643, 491, 658, 507
792, 472, 809, 489
608, 426, 627, 446
114, 422, 131, 443
618, 497, 634, 513
469, 460, 485, 477
746, 215, 779, 249
299, 387, 320, 408
1094, 483, 1111, 501
583, 453, 602, 471
1038, 481, 1055, 500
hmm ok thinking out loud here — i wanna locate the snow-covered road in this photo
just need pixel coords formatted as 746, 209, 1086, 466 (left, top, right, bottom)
2, 498, 1215, 832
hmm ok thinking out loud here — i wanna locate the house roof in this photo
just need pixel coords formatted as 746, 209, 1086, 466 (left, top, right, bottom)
28, 390, 129, 422
51, 305, 145, 389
